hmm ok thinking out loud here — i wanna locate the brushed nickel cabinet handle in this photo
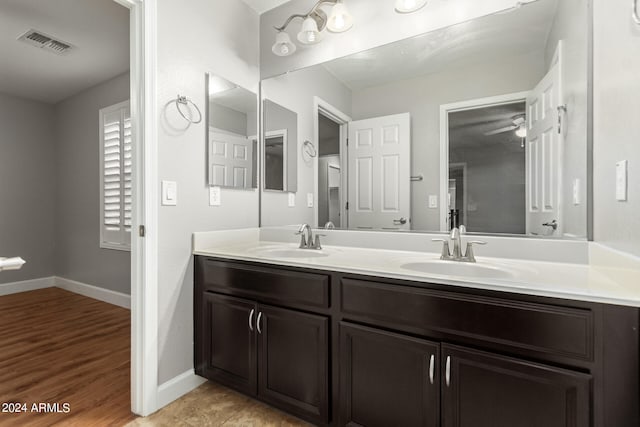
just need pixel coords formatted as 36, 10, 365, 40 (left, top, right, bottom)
429, 354, 435, 385
257, 312, 263, 334
248, 309, 254, 332
445, 356, 451, 387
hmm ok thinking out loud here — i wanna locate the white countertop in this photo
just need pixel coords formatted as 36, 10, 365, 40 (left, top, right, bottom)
193, 230, 640, 307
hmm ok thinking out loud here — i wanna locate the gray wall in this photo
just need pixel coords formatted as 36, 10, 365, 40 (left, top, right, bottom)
351, 50, 545, 230
450, 143, 526, 234
209, 102, 248, 136
593, 0, 640, 257
0, 93, 56, 284
264, 99, 298, 192
261, 65, 352, 227
54, 72, 131, 294
156, 0, 260, 385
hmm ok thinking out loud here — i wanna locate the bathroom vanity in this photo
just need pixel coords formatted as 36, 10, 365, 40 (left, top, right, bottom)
193, 234, 640, 427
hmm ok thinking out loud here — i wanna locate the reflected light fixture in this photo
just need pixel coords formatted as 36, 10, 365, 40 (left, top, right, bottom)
515, 124, 527, 138
272, 0, 353, 56
395, 0, 428, 13
272, 31, 297, 56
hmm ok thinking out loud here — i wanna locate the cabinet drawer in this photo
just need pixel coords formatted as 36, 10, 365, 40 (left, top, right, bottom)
196, 257, 330, 310
341, 278, 594, 362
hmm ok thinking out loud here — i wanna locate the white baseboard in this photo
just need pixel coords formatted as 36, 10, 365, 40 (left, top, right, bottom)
157, 370, 207, 410
54, 277, 131, 309
0, 276, 55, 296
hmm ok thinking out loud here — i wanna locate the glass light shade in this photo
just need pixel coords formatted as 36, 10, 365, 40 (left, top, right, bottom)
515, 125, 527, 138
297, 16, 322, 45
394, 0, 428, 13
272, 31, 296, 57
327, 2, 353, 33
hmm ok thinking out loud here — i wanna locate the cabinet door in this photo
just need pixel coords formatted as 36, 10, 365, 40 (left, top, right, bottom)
199, 293, 257, 396
257, 304, 329, 424
442, 344, 591, 427
340, 322, 440, 427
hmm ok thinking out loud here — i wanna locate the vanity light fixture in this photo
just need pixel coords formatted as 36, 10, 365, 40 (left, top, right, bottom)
272, 31, 297, 56
395, 0, 428, 14
272, 0, 353, 56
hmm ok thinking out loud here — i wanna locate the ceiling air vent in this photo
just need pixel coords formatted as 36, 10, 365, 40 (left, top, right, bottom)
17, 29, 74, 55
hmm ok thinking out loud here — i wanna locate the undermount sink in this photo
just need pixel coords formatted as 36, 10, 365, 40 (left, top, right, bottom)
400, 260, 516, 280
248, 247, 330, 259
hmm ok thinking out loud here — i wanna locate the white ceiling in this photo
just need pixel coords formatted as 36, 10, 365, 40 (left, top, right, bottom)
323, 0, 558, 91
241, 0, 294, 14
0, 0, 129, 104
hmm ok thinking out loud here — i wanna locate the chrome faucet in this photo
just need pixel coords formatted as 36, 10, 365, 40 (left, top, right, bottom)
295, 224, 325, 250
433, 227, 486, 263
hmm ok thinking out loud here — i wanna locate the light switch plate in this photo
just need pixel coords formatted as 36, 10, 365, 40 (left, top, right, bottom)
162, 180, 177, 206
616, 160, 628, 201
428, 195, 438, 209
288, 192, 295, 207
209, 187, 221, 206
307, 193, 314, 208
573, 179, 580, 205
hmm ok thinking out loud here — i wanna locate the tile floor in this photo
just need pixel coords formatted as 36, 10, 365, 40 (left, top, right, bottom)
126, 381, 311, 427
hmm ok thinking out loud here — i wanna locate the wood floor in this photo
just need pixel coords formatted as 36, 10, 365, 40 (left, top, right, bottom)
0, 287, 134, 427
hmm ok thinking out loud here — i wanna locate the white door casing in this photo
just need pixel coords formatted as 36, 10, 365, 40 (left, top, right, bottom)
209, 129, 254, 188
526, 59, 563, 237
348, 113, 411, 230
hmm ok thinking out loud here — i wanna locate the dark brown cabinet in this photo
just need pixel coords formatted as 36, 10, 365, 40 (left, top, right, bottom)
340, 322, 440, 427
197, 293, 256, 395
441, 344, 591, 427
195, 256, 640, 427
195, 286, 329, 424
258, 305, 329, 423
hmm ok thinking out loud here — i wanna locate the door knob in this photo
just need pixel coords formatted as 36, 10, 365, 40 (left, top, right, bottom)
393, 217, 407, 225
542, 220, 558, 230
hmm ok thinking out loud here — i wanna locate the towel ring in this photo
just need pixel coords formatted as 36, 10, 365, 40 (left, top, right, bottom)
175, 95, 202, 124
302, 140, 317, 158
634, 0, 640, 25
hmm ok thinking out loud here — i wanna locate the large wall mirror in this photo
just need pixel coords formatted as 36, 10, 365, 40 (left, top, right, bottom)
206, 73, 258, 189
260, 0, 591, 239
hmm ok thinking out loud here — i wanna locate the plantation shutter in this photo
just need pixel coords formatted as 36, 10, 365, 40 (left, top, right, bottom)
100, 101, 131, 250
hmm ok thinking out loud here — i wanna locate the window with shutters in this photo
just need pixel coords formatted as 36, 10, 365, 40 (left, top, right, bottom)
99, 100, 132, 251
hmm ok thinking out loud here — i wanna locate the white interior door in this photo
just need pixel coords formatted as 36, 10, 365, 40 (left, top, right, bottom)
526, 61, 563, 236
209, 129, 253, 188
348, 113, 411, 230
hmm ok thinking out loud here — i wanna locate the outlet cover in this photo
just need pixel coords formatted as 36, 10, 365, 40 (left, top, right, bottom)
573, 179, 580, 205
428, 195, 438, 209
288, 192, 295, 207
209, 186, 221, 206
616, 160, 628, 201
307, 193, 314, 208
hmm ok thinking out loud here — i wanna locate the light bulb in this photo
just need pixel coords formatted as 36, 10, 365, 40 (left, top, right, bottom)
272, 31, 296, 56
515, 125, 527, 138
297, 16, 322, 44
327, 2, 353, 33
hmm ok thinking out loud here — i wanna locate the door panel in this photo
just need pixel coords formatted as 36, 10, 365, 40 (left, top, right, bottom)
199, 293, 257, 396
442, 344, 591, 427
340, 322, 440, 427
348, 113, 411, 230
209, 129, 254, 188
257, 304, 329, 424
526, 60, 562, 236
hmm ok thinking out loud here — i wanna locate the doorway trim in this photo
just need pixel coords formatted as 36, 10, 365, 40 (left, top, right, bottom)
439, 91, 530, 232
112, 0, 158, 417
313, 97, 351, 228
